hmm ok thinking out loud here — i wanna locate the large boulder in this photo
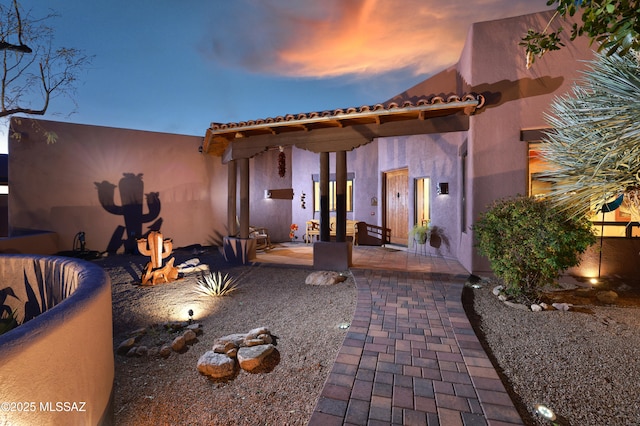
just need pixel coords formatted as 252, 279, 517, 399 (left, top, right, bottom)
237, 344, 276, 372
197, 351, 236, 379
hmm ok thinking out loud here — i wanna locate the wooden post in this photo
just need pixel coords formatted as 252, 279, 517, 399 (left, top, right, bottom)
227, 160, 237, 237
238, 157, 250, 239
335, 150, 347, 242
320, 152, 330, 242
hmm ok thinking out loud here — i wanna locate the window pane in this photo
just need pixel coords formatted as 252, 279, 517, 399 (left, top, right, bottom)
415, 177, 430, 225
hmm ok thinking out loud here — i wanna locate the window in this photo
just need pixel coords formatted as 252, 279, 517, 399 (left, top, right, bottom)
528, 143, 639, 237
312, 173, 354, 212
414, 177, 430, 226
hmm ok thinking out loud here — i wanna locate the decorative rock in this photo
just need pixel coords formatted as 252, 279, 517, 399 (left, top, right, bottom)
159, 345, 172, 358
596, 290, 618, 304
305, 271, 346, 286
237, 344, 275, 372
214, 341, 238, 354
183, 329, 197, 344
117, 337, 137, 355
531, 304, 543, 312
171, 335, 186, 352
126, 347, 139, 357
187, 323, 203, 335
492, 285, 504, 296
257, 333, 273, 344
540, 302, 551, 310
148, 347, 159, 357
136, 346, 148, 356
177, 258, 210, 274
129, 327, 147, 337
214, 333, 247, 348
245, 338, 265, 347
197, 351, 236, 379
246, 327, 270, 340
226, 348, 238, 358
498, 294, 508, 301
552, 302, 572, 311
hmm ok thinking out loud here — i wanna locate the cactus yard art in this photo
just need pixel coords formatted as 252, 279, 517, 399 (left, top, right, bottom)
137, 231, 179, 285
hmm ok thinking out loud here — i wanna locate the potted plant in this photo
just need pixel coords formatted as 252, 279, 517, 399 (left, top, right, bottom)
410, 221, 431, 245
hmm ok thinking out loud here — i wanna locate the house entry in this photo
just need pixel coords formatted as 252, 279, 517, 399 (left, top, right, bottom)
384, 168, 409, 245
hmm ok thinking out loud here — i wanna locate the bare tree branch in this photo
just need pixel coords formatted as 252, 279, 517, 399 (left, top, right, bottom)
0, 1, 91, 119
0, 0, 32, 53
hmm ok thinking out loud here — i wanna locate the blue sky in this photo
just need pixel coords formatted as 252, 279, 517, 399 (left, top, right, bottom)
0, 0, 552, 153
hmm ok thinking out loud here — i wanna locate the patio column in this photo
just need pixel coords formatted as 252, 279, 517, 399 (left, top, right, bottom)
335, 150, 347, 242
227, 159, 237, 237
319, 152, 330, 242
238, 157, 250, 239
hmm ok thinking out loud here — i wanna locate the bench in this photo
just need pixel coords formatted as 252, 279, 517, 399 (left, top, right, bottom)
305, 218, 359, 244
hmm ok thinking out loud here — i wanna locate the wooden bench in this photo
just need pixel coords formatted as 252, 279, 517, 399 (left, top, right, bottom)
305, 218, 359, 244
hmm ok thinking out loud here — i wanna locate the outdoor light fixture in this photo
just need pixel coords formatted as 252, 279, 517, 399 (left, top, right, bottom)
590, 278, 599, 285
264, 190, 272, 199
437, 182, 449, 195
534, 404, 557, 421
337, 322, 350, 330
188, 309, 194, 324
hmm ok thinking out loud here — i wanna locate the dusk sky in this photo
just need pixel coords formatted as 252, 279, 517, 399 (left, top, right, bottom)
0, 0, 552, 153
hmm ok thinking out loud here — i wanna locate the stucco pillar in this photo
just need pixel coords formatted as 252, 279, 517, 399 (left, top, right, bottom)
227, 160, 237, 237
335, 150, 347, 242
238, 157, 250, 239
319, 152, 330, 242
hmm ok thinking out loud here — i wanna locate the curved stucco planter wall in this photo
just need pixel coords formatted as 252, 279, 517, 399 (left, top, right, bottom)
0, 255, 113, 425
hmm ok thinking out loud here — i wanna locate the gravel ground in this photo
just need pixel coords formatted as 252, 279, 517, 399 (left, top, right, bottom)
98, 248, 356, 426
99, 247, 640, 425
464, 280, 640, 426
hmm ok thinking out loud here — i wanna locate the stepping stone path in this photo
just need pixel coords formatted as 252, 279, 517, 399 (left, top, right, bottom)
197, 326, 279, 380
116, 321, 203, 358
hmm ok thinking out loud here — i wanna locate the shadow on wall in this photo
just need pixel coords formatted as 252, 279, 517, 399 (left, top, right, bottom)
95, 173, 162, 254
429, 226, 451, 255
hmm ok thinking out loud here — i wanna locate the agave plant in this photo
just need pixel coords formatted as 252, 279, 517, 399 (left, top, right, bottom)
194, 271, 239, 297
539, 49, 640, 218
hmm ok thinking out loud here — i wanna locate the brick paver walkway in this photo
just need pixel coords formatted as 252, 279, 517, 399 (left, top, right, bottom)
257, 244, 524, 425
308, 268, 523, 425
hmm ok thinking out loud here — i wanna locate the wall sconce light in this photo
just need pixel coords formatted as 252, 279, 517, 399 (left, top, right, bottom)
264, 190, 272, 199
437, 182, 449, 195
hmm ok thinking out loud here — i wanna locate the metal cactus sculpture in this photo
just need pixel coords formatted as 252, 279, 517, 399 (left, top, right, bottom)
137, 231, 179, 285
95, 173, 162, 254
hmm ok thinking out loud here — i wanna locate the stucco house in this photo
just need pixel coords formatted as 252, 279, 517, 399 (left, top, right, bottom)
2, 10, 637, 279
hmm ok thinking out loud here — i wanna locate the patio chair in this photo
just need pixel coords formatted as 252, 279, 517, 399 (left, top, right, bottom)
249, 226, 272, 250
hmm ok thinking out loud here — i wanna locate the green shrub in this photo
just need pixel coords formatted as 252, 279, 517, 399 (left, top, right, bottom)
473, 196, 596, 300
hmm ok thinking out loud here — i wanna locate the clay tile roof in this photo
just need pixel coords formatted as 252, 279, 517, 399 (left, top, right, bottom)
204, 94, 484, 156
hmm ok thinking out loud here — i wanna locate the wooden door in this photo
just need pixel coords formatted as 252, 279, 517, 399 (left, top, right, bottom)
384, 168, 409, 245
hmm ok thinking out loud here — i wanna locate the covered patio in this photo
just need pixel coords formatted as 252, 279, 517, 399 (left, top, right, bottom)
203, 94, 485, 269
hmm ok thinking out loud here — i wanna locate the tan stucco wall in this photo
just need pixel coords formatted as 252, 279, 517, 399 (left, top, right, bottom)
8, 119, 226, 254
456, 11, 596, 273
0, 255, 113, 425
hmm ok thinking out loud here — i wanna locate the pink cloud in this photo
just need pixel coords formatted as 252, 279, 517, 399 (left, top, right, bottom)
203, 0, 553, 78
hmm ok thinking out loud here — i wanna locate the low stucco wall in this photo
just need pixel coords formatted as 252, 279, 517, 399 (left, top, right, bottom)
0, 255, 113, 425
0, 231, 59, 255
